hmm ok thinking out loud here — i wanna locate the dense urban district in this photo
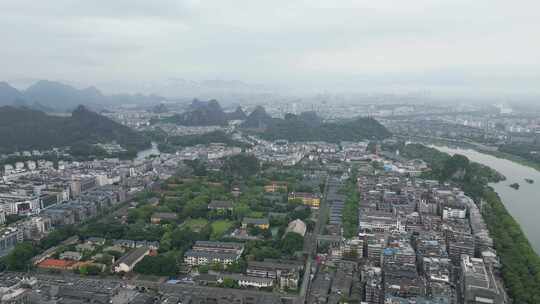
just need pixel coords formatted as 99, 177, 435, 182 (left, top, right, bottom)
0, 95, 539, 304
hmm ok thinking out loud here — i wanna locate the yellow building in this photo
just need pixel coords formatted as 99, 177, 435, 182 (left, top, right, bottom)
242, 217, 270, 230
288, 192, 320, 209
264, 181, 288, 193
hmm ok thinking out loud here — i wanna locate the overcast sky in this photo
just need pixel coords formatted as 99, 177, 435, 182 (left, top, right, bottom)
1, 0, 539, 96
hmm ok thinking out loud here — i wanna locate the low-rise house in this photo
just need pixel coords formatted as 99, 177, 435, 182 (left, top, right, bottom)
242, 217, 270, 230
31, 236, 79, 265
150, 212, 177, 224
218, 274, 274, 289
208, 200, 234, 211
184, 250, 241, 267
184, 241, 244, 266
76, 243, 96, 252
264, 181, 288, 193
60, 251, 83, 261
104, 245, 125, 254
112, 239, 159, 250
113, 247, 150, 273
192, 241, 244, 254
288, 192, 321, 209
136, 240, 159, 250
86, 237, 106, 246
113, 239, 136, 248
246, 260, 303, 290
38, 258, 78, 270
285, 219, 307, 237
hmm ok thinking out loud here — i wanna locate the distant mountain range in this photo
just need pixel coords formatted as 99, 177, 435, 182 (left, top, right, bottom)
165, 99, 228, 126
0, 105, 150, 154
162, 100, 391, 142
0, 80, 166, 111
164, 99, 249, 126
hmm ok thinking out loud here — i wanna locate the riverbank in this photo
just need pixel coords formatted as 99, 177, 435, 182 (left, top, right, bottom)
399, 143, 540, 303
432, 145, 540, 253
480, 188, 540, 303
482, 149, 540, 172
397, 135, 540, 173
136, 142, 161, 161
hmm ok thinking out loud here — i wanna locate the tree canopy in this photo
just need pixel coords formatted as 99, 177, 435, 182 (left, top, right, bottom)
260, 114, 391, 142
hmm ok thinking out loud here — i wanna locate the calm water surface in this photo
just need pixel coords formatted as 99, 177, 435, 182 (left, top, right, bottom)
432, 145, 540, 253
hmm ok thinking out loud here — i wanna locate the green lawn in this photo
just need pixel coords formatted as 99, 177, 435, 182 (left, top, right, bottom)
211, 220, 233, 239
183, 218, 209, 232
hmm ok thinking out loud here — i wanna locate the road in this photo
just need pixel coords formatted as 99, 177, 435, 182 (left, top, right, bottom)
297, 175, 330, 303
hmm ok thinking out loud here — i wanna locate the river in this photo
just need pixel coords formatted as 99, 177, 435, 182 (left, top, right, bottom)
431, 145, 540, 253
135, 142, 160, 161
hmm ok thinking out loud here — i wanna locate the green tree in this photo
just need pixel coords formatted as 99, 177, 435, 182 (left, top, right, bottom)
134, 253, 179, 276
79, 264, 102, 276
221, 277, 239, 288
280, 232, 304, 255
342, 169, 359, 238
227, 260, 246, 273
5, 242, 36, 271
199, 265, 209, 274
223, 154, 260, 178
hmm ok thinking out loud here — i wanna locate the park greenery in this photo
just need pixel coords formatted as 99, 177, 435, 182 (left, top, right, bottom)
1, 156, 319, 279
222, 153, 260, 179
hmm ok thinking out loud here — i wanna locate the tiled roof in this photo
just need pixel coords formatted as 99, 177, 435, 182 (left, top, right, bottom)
38, 258, 77, 268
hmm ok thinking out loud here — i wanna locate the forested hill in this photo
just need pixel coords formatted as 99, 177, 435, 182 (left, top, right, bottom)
240, 105, 274, 128
0, 106, 150, 154
164, 99, 228, 126
226, 106, 247, 121
257, 112, 391, 142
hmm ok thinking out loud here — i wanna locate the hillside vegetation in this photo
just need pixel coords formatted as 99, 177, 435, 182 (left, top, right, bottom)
0, 106, 149, 155
260, 113, 391, 142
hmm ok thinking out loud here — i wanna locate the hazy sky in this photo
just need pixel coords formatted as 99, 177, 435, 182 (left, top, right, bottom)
1, 0, 539, 96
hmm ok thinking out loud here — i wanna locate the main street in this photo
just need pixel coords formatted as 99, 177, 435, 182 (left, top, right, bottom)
298, 175, 330, 303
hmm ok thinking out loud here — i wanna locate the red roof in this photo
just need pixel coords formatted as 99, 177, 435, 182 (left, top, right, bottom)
38, 258, 77, 269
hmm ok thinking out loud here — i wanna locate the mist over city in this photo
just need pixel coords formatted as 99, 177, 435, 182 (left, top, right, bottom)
2, 0, 540, 99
